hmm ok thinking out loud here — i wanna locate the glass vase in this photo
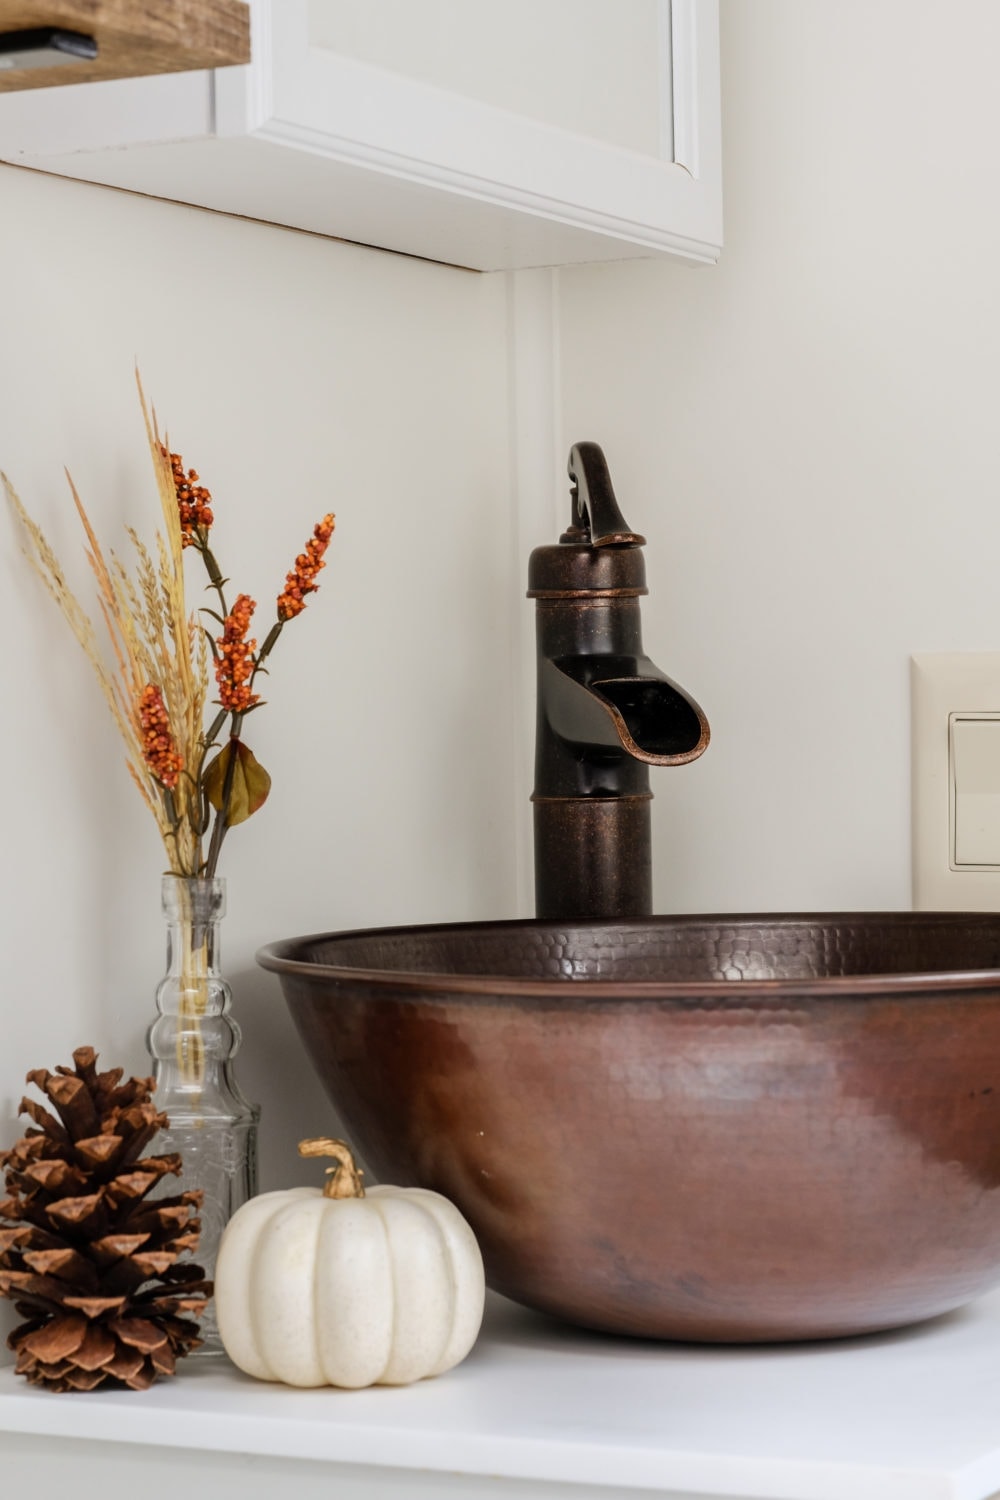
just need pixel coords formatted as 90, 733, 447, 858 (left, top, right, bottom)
146, 874, 260, 1355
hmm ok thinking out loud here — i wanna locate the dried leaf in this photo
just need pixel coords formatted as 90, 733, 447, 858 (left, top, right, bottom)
202, 740, 271, 826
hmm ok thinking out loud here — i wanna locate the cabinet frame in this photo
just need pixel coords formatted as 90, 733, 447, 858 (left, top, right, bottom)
0, 0, 721, 269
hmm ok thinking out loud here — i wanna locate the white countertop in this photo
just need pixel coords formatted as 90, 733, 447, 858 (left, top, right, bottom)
2, 1288, 1000, 1499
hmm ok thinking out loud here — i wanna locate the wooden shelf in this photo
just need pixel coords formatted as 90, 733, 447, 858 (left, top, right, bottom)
0, 1, 249, 92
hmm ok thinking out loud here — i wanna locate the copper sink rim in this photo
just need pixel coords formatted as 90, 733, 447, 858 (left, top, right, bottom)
256, 910, 1000, 1003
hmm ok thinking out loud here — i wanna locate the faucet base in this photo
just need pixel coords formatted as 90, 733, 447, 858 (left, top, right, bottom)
532, 795, 652, 920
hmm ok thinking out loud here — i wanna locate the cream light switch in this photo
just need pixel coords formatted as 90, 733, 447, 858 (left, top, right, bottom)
912, 654, 1000, 910
951, 715, 1000, 867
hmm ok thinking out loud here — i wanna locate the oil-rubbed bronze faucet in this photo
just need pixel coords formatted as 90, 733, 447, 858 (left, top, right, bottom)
528, 442, 710, 919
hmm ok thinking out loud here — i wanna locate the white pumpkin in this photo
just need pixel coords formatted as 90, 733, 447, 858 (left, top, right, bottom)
214, 1138, 485, 1388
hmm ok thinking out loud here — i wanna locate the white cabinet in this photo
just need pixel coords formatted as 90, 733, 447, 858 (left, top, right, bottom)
0, 0, 721, 271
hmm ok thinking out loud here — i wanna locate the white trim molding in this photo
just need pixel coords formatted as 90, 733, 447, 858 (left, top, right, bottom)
0, 2, 722, 272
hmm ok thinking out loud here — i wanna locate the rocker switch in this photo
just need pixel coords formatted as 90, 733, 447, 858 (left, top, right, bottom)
951, 714, 1000, 868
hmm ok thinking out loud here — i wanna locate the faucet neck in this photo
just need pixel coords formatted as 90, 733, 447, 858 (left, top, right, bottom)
528, 442, 710, 921
527, 539, 647, 599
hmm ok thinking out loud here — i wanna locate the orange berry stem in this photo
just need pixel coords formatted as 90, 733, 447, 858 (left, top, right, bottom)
204, 712, 244, 877
277, 514, 335, 622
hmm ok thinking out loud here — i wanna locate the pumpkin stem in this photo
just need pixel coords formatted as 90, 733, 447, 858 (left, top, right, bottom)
298, 1137, 366, 1199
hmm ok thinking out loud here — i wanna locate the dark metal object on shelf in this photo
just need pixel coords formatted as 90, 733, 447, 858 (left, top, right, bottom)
260, 446, 1000, 1346
0, 28, 97, 71
260, 911, 1000, 1343
528, 442, 709, 919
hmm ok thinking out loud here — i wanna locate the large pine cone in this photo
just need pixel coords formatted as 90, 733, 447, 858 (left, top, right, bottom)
0, 1046, 212, 1391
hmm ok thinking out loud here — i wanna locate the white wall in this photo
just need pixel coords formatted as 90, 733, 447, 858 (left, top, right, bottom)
6, 0, 1000, 1358
558, 0, 1000, 915
0, 163, 516, 1243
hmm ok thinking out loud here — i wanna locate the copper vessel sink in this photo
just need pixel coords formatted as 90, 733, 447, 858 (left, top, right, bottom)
258, 912, 1000, 1343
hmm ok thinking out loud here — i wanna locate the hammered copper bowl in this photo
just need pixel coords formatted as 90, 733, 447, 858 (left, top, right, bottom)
258, 912, 1000, 1343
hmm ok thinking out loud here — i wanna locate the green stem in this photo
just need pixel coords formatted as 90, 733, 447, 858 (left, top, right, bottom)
204, 711, 244, 877
203, 707, 228, 746
195, 538, 230, 626
191, 539, 235, 873
190, 707, 229, 844
191, 542, 289, 875
249, 619, 284, 694
160, 787, 198, 878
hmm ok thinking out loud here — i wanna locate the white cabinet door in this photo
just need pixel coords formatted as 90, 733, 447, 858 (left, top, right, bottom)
0, 0, 721, 271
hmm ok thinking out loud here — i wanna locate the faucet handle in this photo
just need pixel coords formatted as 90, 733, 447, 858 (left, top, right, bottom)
565, 442, 646, 549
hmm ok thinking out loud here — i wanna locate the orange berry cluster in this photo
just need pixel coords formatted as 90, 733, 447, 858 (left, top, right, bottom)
163, 446, 214, 546
277, 513, 336, 621
138, 683, 183, 789
215, 594, 260, 713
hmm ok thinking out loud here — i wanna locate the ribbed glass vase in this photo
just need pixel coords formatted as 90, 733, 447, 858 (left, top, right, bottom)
146, 874, 259, 1354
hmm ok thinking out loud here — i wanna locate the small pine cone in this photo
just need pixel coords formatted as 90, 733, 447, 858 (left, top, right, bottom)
0, 1047, 212, 1391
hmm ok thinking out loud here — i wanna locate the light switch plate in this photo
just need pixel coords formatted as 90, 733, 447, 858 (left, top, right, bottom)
912, 653, 1000, 909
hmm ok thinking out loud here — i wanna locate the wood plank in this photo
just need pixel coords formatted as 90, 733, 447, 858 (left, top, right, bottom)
0, 0, 250, 92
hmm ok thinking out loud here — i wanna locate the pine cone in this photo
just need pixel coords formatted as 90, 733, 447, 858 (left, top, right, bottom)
0, 1046, 212, 1391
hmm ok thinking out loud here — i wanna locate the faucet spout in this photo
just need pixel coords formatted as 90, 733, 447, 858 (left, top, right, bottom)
528, 444, 709, 920
544, 657, 708, 766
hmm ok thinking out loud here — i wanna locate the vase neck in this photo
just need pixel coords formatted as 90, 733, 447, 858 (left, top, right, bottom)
161, 874, 226, 926
160, 875, 227, 989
